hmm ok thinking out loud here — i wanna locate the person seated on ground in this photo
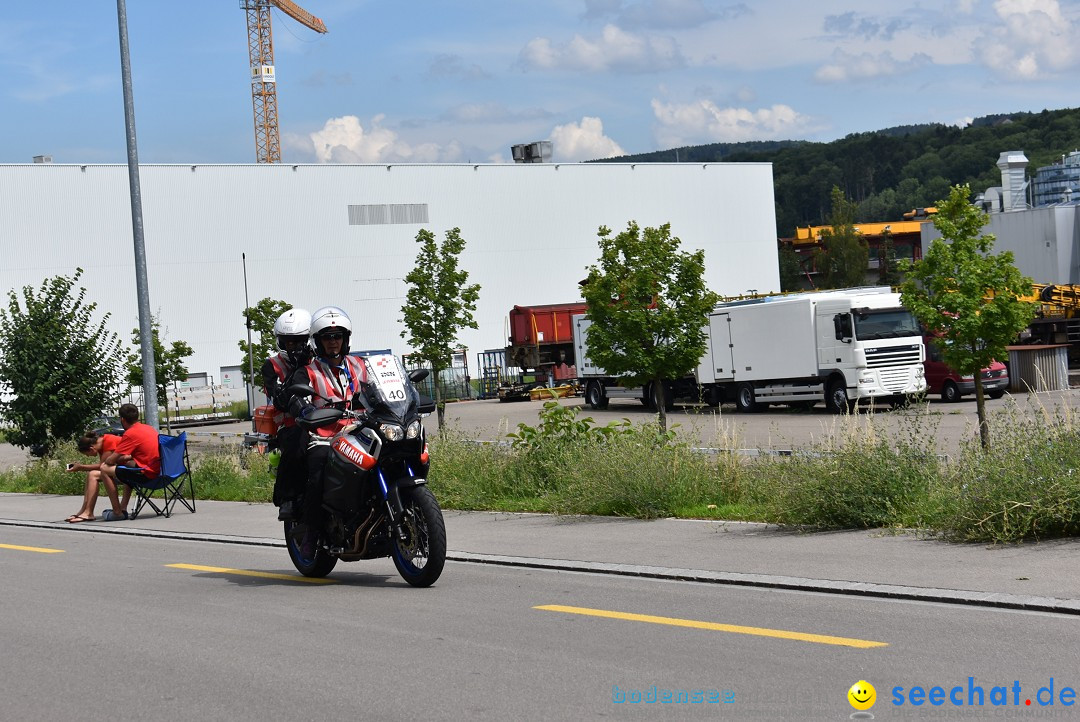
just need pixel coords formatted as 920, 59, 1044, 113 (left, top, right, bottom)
98, 403, 161, 521
64, 430, 122, 523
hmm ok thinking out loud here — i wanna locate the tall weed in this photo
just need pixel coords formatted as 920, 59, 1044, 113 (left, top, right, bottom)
932, 399, 1080, 542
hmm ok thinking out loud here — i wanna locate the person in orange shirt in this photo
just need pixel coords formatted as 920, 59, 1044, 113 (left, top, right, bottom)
98, 403, 161, 521
64, 430, 123, 523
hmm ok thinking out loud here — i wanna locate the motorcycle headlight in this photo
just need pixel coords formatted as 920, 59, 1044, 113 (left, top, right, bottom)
379, 422, 404, 441
406, 420, 422, 439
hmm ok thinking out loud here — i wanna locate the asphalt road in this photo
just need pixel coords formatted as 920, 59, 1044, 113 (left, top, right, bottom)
2, 525, 1078, 720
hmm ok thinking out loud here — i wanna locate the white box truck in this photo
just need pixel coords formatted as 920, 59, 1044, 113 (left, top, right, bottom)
573, 315, 705, 411
699, 287, 926, 412
574, 287, 926, 413
573, 314, 714, 411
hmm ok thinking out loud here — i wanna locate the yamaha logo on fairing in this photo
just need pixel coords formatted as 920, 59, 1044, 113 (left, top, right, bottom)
334, 437, 374, 470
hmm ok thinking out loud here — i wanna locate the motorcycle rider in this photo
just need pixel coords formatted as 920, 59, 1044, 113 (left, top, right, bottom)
262, 307, 312, 521
284, 306, 368, 555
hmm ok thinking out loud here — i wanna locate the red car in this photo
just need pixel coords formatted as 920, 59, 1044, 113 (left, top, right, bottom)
923, 336, 1009, 402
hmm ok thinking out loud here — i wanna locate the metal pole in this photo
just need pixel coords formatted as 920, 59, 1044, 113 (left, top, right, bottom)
116, 0, 158, 429
242, 253, 257, 432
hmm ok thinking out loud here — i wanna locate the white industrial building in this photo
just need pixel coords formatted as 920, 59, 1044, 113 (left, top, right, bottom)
0, 162, 780, 382
924, 151, 1080, 285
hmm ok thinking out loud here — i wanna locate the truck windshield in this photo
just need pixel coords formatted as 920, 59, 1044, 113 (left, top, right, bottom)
853, 309, 920, 340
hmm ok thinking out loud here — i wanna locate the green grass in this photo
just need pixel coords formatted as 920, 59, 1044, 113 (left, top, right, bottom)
4, 397, 1080, 544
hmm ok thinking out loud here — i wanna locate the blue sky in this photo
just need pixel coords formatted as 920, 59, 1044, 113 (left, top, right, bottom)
3, 0, 1078, 165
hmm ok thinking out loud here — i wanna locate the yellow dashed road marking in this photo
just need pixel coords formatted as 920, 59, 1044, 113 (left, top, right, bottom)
0, 543, 64, 554
167, 563, 338, 584
535, 604, 888, 648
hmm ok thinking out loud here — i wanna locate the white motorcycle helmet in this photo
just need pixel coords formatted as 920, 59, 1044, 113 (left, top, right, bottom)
273, 308, 312, 364
309, 306, 352, 360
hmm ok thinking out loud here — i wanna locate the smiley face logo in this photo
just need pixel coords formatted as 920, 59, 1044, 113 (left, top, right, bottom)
848, 680, 876, 710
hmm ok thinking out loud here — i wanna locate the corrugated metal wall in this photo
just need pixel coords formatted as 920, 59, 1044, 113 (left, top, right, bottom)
1007, 345, 1069, 392
0, 163, 779, 377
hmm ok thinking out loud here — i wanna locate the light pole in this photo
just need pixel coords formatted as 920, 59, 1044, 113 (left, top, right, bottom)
116, 0, 158, 428
243, 253, 257, 432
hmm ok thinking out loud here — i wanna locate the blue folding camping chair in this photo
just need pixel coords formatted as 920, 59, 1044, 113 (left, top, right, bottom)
117, 432, 196, 519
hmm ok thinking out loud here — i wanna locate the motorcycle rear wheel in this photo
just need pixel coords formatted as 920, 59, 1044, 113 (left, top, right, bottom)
392, 486, 447, 587
284, 520, 338, 578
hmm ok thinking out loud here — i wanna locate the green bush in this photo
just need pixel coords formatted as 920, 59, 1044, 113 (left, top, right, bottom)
190, 449, 274, 502
745, 441, 939, 529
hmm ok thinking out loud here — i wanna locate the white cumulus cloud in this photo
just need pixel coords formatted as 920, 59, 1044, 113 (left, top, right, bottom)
976, 0, 1077, 78
519, 24, 684, 73
814, 49, 931, 83
651, 100, 817, 146
305, 115, 462, 163
549, 117, 626, 161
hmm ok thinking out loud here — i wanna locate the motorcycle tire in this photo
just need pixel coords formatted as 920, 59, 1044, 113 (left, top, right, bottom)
391, 486, 447, 588
284, 520, 338, 578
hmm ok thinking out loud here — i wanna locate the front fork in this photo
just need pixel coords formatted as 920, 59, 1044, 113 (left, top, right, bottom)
378, 462, 424, 541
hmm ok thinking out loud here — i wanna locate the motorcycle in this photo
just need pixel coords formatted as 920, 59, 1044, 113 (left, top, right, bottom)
285, 354, 446, 586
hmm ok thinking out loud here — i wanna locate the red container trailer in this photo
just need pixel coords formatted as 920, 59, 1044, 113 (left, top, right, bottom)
505, 302, 587, 381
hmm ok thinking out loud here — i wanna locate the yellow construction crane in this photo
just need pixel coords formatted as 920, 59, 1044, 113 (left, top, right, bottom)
241, 1, 327, 163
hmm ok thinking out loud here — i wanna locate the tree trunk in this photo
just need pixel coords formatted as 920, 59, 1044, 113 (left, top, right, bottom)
654, 375, 667, 435
161, 395, 171, 434
434, 365, 445, 433
974, 374, 989, 451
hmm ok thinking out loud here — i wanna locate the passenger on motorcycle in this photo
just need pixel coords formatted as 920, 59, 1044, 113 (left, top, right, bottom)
283, 306, 368, 555
262, 307, 312, 521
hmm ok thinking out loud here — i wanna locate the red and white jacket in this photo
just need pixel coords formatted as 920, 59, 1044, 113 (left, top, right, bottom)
304, 355, 368, 438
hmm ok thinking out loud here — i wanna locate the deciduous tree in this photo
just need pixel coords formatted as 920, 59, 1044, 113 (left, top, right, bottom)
126, 317, 193, 433
778, 244, 804, 291
238, 298, 292, 388
581, 221, 719, 434
816, 186, 869, 289
400, 227, 480, 431
900, 184, 1036, 450
0, 269, 123, 455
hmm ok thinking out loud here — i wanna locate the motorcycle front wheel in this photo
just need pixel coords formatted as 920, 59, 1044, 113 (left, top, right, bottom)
392, 486, 447, 587
284, 520, 338, 578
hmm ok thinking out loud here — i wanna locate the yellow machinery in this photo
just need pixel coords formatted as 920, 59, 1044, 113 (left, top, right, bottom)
1003, 284, 1080, 362
241, 1, 328, 163
1027, 284, 1080, 318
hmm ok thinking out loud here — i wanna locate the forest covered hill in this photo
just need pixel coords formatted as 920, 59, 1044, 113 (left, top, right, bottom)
602, 107, 1080, 237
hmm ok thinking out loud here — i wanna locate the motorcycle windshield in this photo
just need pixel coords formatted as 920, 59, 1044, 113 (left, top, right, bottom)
360, 354, 416, 421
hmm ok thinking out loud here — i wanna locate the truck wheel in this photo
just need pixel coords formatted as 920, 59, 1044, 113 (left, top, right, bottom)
735, 383, 759, 413
988, 389, 1006, 400
942, 380, 960, 403
643, 382, 675, 412
826, 378, 852, 414
586, 381, 609, 410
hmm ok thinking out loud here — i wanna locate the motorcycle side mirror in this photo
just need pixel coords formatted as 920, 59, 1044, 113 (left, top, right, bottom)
286, 383, 317, 397
417, 396, 436, 414
409, 369, 429, 383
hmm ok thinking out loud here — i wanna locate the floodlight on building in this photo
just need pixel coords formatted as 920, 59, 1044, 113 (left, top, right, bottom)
510, 141, 552, 163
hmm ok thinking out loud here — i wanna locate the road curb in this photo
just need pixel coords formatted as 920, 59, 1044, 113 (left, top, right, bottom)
5, 518, 1078, 615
